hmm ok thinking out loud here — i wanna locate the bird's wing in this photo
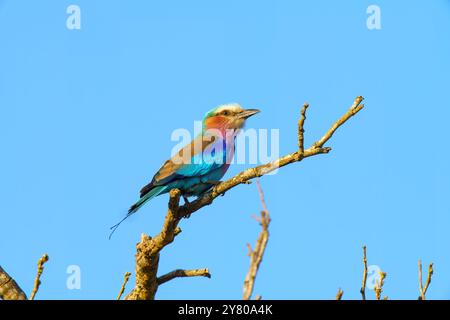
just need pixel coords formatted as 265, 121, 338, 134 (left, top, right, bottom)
139, 134, 228, 198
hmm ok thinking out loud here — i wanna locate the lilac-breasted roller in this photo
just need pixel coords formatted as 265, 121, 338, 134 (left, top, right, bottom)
109, 104, 259, 237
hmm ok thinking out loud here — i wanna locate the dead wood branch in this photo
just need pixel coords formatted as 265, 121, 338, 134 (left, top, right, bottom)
157, 268, 211, 285
298, 103, 309, 153
418, 259, 434, 300
335, 288, 344, 300
374, 271, 387, 300
29, 254, 49, 300
117, 272, 131, 300
0, 266, 27, 300
243, 180, 270, 300
360, 245, 368, 300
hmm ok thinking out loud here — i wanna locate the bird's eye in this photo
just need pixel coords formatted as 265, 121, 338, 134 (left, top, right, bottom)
222, 111, 229, 116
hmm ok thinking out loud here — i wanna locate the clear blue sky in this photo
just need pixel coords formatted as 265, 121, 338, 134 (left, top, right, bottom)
1, 0, 449, 300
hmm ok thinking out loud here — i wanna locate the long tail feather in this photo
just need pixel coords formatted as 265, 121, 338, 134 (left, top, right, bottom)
109, 186, 168, 239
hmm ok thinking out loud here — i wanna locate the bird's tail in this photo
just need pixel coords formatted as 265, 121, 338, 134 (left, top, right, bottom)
109, 185, 168, 239
127, 185, 167, 215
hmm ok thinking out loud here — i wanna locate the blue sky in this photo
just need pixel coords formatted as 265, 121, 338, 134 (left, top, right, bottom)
1, 0, 449, 300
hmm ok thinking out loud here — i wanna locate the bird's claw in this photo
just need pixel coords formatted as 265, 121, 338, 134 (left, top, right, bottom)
184, 213, 192, 219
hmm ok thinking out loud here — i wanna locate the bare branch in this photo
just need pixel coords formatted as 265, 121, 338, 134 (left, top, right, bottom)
418, 259, 424, 299
360, 245, 368, 300
298, 103, 309, 154
126, 96, 365, 299
0, 266, 27, 300
246, 243, 253, 256
424, 263, 434, 297
255, 179, 269, 214
157, 268, 211, 285
125, 189, 183, 300
153, 189, 182, 251
117, 272, 131, 300
335, 288, 344, 300
178, 96, 364, 217
30, 254, 49, 300
418, 259, 434, 300
374, 271, 387, 300
243, 180, 271, 300
313, 96, 364, 148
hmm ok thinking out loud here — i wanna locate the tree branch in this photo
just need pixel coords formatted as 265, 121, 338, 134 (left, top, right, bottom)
360, 245, 368, 300
335, 288, 344, 300
374, 271, 387, 300
117, 272, 131, 300
418, 259, 434, 300
178, 96, 364, 217
298, 103, 309, 154
0, 266, 27, 300
125, 189, 183, 300
313, 96, 364, 149
243, 180, 271, 300
126, 96, 365, 299
157, 268, 211, 285
29, 253, 49, 300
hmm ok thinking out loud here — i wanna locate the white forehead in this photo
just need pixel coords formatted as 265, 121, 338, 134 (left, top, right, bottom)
215, 103, 243, 113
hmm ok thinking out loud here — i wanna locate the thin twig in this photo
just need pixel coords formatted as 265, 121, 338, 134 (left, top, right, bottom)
423, 263, 434, 297
29, 254, 49, 300
360, 245, 368, 300
298, 103, 309, 154
418, 259, 424, 299
256, 179, 269, 214
313, 96, 364, 149
418, 259, 434, 300
335, 288, 344, 300
157, 269, 211, 285
374, 271, 386, 300
117, 272, 131, 300
243, 179, 271, 300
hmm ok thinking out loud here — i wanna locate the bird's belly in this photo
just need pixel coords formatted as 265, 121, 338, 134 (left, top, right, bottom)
175, 167, 227, 197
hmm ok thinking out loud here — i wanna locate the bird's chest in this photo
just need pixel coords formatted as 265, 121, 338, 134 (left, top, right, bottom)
202, 138, 235, 164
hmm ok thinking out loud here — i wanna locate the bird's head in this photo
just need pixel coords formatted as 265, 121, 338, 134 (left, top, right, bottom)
203, 103, 260, 133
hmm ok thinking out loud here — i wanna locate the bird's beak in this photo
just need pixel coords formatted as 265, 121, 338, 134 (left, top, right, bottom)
238, 108, 260, 119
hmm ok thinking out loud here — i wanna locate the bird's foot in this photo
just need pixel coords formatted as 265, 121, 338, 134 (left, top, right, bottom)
207, 180, 224, 195
183, 195, 190, 205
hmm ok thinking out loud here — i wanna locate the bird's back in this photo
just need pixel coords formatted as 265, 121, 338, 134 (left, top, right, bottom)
140, 132, 234, 198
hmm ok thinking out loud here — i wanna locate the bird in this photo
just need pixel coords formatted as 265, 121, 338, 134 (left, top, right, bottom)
109, 103, 260, 238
